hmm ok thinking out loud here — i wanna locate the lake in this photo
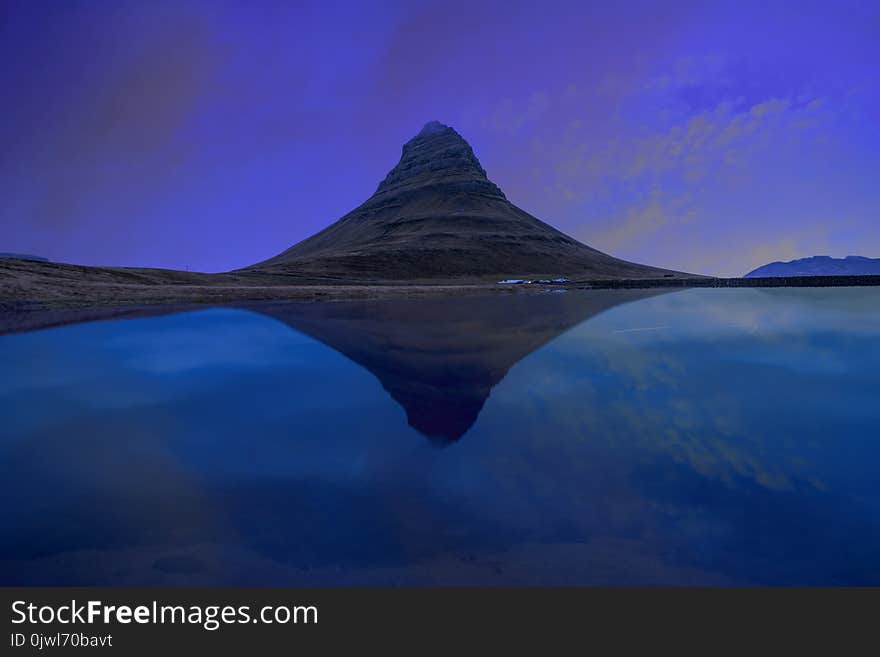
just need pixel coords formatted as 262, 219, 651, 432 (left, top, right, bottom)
1, 287, 879, 585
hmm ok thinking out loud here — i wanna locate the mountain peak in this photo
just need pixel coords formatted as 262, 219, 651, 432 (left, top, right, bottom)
374, 122, 505, 199
418, 120, 452, 136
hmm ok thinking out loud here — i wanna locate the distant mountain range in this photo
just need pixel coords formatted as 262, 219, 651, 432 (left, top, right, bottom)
745, 256, 880, 278
250, 121, 692, 282
0, 253, 48, 262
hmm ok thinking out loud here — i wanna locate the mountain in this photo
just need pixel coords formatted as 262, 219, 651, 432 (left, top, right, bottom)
250, 121, 691, 282
745, 255, 880, 278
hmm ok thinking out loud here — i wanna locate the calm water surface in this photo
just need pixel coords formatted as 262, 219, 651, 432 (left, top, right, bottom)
1, 287, 879, 585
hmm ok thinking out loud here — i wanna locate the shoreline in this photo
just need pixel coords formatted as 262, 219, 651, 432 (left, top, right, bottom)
2, 258, 879, 335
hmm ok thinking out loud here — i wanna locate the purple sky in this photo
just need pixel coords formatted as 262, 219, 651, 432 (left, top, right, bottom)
2, 0, 878, 276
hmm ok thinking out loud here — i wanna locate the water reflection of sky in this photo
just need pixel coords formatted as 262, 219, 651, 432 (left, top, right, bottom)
1, 288, 878, 585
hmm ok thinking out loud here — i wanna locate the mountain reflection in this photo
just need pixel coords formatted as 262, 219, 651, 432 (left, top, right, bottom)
244, 290, 667, 443
0, 289, 667, 443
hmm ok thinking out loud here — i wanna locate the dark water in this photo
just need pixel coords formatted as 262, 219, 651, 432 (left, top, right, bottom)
1, 287, 879, 585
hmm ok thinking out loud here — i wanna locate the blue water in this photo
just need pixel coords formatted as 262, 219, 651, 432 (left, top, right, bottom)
1, 287, 879, 585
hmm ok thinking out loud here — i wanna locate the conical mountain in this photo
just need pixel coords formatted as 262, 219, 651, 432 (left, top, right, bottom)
251, 121, 689, 282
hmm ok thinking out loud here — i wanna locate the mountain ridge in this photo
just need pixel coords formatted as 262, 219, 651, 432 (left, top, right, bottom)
745, 255, 880, 278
